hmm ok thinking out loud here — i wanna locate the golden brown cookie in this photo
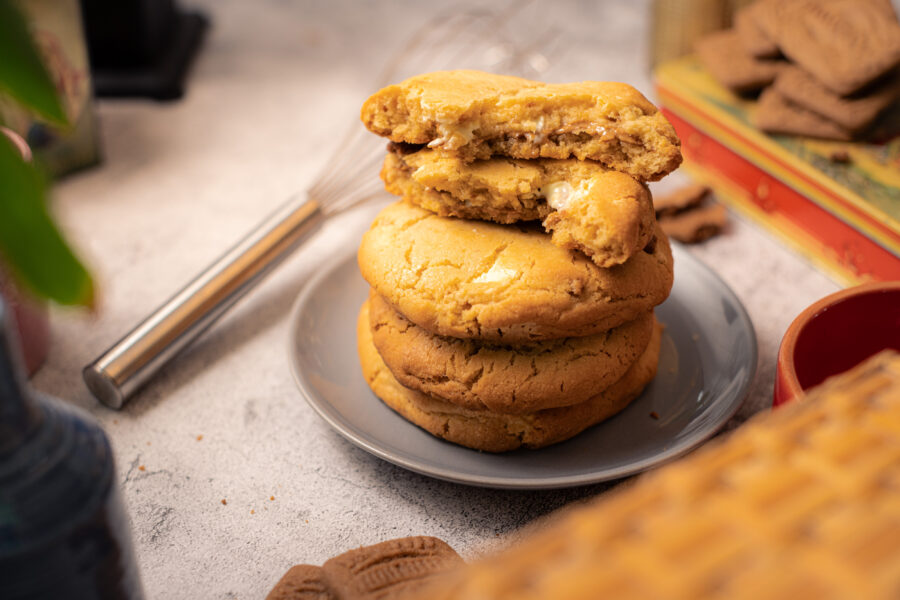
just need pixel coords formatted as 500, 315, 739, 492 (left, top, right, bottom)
361, 70, 682, 182
382, 146, 656, 267
369, 292, 654, 414
358, 300, 662, 452
357, 201, 674, 343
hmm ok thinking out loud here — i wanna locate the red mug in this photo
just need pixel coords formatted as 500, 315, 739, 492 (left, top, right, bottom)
774, 281, 900, 406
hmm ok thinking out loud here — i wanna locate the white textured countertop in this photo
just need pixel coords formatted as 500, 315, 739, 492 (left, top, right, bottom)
33, 1, 839, 598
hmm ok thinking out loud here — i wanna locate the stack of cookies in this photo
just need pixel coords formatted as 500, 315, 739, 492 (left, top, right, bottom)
355, 70, 682, 452
696, 0, 900, 141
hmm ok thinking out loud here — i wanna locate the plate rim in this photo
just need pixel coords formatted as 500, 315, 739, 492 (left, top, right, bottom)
287, 242, 758, 490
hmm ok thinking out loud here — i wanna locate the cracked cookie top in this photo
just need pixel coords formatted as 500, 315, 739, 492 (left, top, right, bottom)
357, 201, 673, 343
369, 292, 654, 414
357, 299, 663, 452
361, 70, 682, 182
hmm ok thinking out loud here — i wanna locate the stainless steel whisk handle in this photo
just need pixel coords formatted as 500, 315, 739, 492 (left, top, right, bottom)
84, 195, 326, 409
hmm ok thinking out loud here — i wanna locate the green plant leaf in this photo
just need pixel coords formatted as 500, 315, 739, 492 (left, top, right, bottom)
0, 0, 68, 126
0, 134, 93, 306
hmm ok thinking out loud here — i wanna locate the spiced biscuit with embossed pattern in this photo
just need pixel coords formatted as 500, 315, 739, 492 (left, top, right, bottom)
369, 293, 654, 414
265, 537, 463, 600
772, 66, 900, 133
755, 0, 900, 96
322, 536, 463, 600
659, 203, 728, 244
358, 300, 662, 452
382, 147, 655, 267
754, 87, 854, 141
653, 182, 710, 219
734, 2, 780, 58
361, 70, 682, 182
265, 565, 333, 600
357, 201, 673, 343
696, 29, 784, 94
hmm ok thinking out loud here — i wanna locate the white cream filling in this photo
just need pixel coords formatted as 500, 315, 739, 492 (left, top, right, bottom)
534, 116, 547, 143
473, 263, 518, 284
428, 122, 477, 148
543, 182, 574, 210
543, 180, 593, 211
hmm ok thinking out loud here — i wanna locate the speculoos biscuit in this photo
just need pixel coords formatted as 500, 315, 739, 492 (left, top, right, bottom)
265, 537, 462, 600
734, 2, 780, 58
754, 87, 853, 141
696, 29, 784, 94
266, 565, 333, 600
659, 203, 728, 244
771, 66, 900, 133
755, 0, 900, 96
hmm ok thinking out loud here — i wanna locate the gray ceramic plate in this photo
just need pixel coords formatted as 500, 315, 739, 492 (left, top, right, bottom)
288, 244, 757, 489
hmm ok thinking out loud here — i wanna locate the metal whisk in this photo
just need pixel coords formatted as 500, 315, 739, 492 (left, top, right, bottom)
84, 5, 560, 409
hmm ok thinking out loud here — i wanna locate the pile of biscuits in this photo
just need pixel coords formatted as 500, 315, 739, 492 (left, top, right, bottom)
697, 0, 900, 140
355, 70, 682, 452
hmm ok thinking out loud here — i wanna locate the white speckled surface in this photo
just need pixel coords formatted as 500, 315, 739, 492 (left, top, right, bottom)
31, 1, 839, 598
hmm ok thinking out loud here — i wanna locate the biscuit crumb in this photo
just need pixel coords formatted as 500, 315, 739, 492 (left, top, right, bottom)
829, 150, 851, 164
138, 465, 146, 472
305, 519, 309, 524
196, 434, 203, 441
250, 509, 255, 515
654, 183, 709, 217
655, 184, 727, 244
146, 442, 151, 446
270, 496, 275, 501
221, 499, 227, 506
650, 411, 660, 420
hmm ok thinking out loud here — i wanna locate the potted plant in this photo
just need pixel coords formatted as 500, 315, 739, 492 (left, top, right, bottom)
0, 0, 94, 372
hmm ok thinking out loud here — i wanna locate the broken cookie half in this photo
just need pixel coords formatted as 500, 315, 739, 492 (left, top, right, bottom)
382, 145, 656, 268
361, 69, 682, 182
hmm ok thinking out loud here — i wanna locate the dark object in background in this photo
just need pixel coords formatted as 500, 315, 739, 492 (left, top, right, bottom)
0, 299, 145, 599
80, 0, 208, 100
0, 0, 103, 176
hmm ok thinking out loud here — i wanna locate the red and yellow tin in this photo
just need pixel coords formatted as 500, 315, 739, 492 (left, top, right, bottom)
656, 56, 900, 285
